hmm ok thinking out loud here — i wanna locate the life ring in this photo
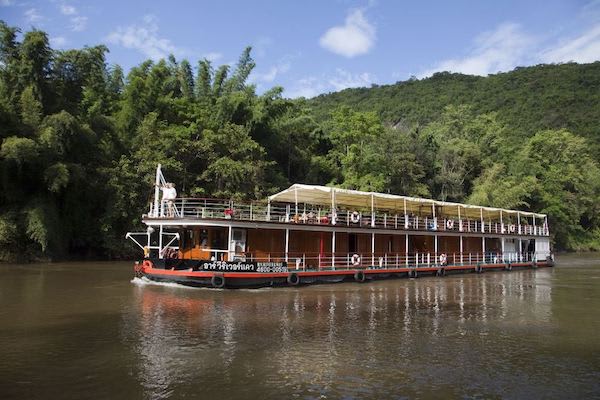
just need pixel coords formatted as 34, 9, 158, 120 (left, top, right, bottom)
163, 247, 178, 259
354, 270, 366, 283
351, 254, 361, 266
350, 211, 360, 224
211, 274, 226, 288
439, 253, 447, 265
509, 224, 516, 233
446, 219, 454, 230
287, 272, 300, 286
142, 259, 153, 270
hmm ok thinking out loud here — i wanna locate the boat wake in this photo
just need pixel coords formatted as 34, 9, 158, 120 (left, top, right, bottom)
130, 276, 201, 290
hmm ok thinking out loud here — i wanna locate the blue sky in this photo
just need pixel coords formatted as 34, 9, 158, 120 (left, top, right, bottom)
2, 0, 600, 98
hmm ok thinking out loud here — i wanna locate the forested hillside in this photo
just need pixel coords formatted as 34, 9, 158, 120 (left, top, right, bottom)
1, 22, 599, 261
310, 64, 600, 152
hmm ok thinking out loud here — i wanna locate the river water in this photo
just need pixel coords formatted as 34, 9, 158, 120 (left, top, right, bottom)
0, 254, 599, 399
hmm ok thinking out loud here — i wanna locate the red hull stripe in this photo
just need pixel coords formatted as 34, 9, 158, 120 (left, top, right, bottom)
142, 262, 549, 280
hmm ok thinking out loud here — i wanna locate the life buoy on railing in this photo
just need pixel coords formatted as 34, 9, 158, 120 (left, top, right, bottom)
446, 219, 454, 230
142, 259, 153, 270
439, 253, 447, 265
163, 247, 178, 259
351, 254, 361, 266
350, 211, 360, 224
509, 224, 516, 233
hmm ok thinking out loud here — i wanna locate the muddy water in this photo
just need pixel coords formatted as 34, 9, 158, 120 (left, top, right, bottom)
0, 254, 599, 399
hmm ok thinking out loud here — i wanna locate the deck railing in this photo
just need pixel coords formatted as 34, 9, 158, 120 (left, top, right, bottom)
193, 251, 551, 270
150, 198, 550, 237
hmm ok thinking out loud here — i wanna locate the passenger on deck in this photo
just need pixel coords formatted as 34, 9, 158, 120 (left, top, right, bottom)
161, 182, 177, 217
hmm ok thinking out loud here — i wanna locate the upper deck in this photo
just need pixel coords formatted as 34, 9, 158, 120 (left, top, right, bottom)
145, 184, 549, 237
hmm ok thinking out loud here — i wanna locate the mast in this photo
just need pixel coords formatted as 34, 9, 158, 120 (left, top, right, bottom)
154, 163, 162, 217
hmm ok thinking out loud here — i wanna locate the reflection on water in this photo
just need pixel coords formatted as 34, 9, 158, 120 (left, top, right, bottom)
1, 255, 599, 399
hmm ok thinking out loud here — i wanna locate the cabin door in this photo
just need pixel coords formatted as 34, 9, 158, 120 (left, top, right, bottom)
231, 228, 247, 261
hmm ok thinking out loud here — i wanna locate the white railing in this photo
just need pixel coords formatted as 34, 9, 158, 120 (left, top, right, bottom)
148, 198, 550, 237
206, 251, 550, 271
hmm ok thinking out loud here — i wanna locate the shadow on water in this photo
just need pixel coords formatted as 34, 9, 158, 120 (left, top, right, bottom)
0, 254, 599, 399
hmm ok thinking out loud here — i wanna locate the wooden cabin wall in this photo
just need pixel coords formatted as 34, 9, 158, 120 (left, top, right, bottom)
485, 238, 502, 253
438, 236, 460, 254
463, 236, 483, 253
247, 228, 285, 261
410, 235, 434, 253
374, 234, 407, 254
289, 231, 332, 256
335, 232, 349, 254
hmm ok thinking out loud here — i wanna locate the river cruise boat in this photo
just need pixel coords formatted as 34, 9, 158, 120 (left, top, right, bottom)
127, 165, 554, 288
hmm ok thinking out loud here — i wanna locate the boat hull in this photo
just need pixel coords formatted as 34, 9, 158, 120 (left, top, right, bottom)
135, 257, 554, 289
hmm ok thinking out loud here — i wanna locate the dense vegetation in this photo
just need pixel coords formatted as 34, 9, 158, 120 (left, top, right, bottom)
0, 22, 599, 261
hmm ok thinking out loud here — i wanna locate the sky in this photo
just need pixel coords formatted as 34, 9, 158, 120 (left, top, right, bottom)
1, 0, 600, 98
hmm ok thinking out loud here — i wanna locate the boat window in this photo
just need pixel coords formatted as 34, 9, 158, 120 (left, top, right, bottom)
198, 229, 208, 248
211, 227, 228, 250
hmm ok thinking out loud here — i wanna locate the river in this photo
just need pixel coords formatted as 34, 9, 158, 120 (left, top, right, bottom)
0, 254, 599, 399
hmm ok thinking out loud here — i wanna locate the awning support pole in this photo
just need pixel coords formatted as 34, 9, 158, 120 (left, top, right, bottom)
332, 230, 336, 269
285, 228, 289, 263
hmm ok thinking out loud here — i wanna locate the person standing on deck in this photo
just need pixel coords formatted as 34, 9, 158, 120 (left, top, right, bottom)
161, 182, 177, 217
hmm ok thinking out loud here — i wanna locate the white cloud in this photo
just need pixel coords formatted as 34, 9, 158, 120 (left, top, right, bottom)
106, 15, 184, 60
285, 77, 327, 99
253, 63, 290, 83
25, 8, 43, 23
540, 23, 600, 64
286, 68, 374, 98
320, 9, 376, 58
419, 23, 534, 78
70, 15, 88, 32
60, 4, 76, 15
328, 68, 374, 91
50, 36, 67, 48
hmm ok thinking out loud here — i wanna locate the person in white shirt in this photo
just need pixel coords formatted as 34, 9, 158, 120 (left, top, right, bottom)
161, 182, 177, 216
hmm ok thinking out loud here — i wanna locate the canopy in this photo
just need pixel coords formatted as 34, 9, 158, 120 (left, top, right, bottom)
268, 184, 546, 220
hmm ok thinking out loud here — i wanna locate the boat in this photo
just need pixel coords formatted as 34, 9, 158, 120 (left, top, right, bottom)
127, 164, 554, 288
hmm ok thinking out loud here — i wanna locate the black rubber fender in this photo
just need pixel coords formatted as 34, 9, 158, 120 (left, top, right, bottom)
354, 270, 366, 283
211, 274, 226, 288
287, 272, 300, 286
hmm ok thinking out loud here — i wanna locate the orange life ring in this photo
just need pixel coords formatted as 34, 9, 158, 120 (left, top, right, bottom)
142, 259, 153, 270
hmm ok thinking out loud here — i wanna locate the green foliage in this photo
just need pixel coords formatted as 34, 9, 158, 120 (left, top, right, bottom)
0, 136, 38, 163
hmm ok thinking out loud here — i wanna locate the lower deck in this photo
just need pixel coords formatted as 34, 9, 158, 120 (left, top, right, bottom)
167, 225, 550, 269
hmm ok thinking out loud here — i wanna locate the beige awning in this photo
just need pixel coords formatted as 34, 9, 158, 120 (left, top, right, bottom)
268, 184, 546, 220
